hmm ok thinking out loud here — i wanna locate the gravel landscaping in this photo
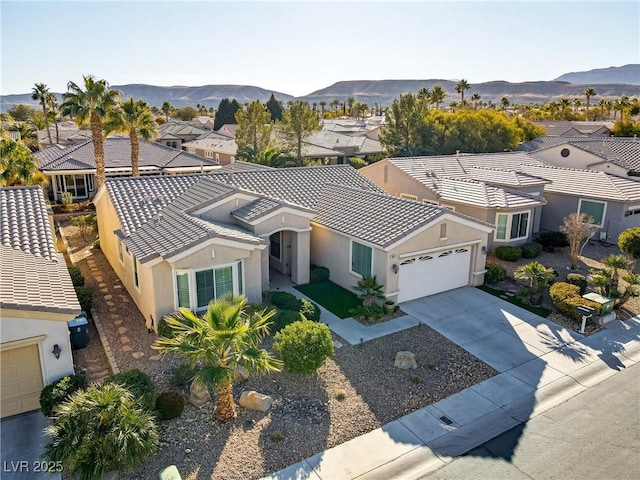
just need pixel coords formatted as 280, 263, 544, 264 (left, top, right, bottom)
59, 218, 497, 480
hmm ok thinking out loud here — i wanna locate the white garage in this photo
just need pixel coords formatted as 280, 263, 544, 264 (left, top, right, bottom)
397, 247, 472, 303
1, 343, 44, 418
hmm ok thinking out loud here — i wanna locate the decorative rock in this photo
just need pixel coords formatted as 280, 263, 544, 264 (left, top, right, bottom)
234, 365, 249, 381
185, 448, 192, 454
122, 345, 133, 352
149, 354, 163, 361
132, 352, 145, 359
189, 381, 211, 407
394, 351, 417, 370
333, 340, 343, 349
120, 336, 130, 344
104, 294, 112, 300
239, 390, 273, 412
118, 327, 127, 334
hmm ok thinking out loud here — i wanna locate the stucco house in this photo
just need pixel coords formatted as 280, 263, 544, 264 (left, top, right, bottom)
157, 122, 209, 148
93, 165, 492, 330
360, 153, 548, 249
182, 132, 238, 165
35, 137, 221, 202
518, 136, 640, 178
520, 164, 640, 242
0, 186, 81, 418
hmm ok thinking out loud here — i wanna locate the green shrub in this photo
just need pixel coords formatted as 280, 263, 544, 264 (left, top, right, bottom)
298, 299, 321, 321
155, 391, 185, 420
271, 291, 297, 308
484, 262, 507, 283
347, 157, 367, 169
170, 362, 199, 387
561, 296, 602, 320
310, 266, 330, 283
74, 286, 92, 312
549, 282, 601, 321
104, 369, 156, 412
349, 304, 383, 323
39, 373, 87, 417
273, 309, 305, 332
157, 314, 176, 339
68, 265, 85, 287
273, 320, 334, 374
71, 213, 98, 240
549, 282, 580, 302
92, 239, 101, 249
61, 191, 73, 205
244, 303, 277, 318
521, 242, 543, 259
566, 273, 588, 295
495, 246, 523, 261
534, 231, 569, 251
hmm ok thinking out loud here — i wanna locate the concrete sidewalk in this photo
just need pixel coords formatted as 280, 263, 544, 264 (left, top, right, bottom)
263, 287, 640, 480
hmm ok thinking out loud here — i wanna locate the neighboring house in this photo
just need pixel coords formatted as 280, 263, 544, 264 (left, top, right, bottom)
157, 122, 209, 148
304, 130, 384, 163
93, 165, 492, 330
360, 153, 548, 249
182, 134, 238, 165
0, 186, 81, 418
518, 136, 640, 178
520, 164, 640, 242
35, 137, 220, 202
217, 124, 238, 139
532, 121, 613, 137
192, 116, 215, 130
36, 121, 92, 148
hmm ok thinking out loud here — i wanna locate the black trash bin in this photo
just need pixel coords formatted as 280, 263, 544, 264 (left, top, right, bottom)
68, 315, 89, 349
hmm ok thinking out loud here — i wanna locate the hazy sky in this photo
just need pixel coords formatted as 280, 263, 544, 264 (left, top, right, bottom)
1, 0, 638, 96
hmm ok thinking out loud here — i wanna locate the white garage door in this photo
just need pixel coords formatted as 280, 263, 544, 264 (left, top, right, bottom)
397, 247, 471, 303
1, 344, 44, 418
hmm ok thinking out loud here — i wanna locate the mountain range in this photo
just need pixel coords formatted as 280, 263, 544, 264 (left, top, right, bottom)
1, 65, 638, 112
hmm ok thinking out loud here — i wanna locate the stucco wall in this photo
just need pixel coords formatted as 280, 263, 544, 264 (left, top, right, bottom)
532, 145, 604, 170
360, 160, 438, 202
1, 315, 75, 385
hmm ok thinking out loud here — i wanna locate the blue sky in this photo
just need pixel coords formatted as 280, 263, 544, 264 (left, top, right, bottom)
1, 0, 638, 96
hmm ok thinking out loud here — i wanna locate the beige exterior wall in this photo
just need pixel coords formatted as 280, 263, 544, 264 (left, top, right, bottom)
531, 145, 628, 176
360, 160, 438, 202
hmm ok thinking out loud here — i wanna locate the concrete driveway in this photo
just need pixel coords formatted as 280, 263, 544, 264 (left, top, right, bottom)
0, 411, 59, 480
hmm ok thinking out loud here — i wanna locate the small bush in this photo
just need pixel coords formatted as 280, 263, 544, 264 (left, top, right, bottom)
309, 266, 330, 283
273, 320, 334, 374
566, 273, 588, 295
157, 314, 176, 339
74, 286, 93, 312
68, 265, 85, 287
273, 309, 305, 332
334, 389, 347, 401
170, 362, 199, 387
485, 262, 507, 283
40, 373, 87, 417
521, 242, 543, 259
298, 299, 321, 321
271, 291, 297, 308
550, 282, 601, 321
534, 231, 569, 251
495, 246, 523, 262
61, 191, 73, 205
92, 239, 101, 249
549, 282, 580, 302
104, 369, 156, 412
270, 430, 285, 442
561, 296, 602, 320
155, 391, 185, 420
347, 157, 367, 169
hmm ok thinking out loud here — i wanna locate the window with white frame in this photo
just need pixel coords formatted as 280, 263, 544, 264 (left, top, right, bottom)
578, 199, 606, 226
495, 211, 530, 241
56, 174, 90, 199
176, 262, 244, 310
351, 241, 372, 277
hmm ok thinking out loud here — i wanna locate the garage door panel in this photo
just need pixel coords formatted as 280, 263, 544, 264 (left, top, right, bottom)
398, 248, 471, 303
1, 345, 43, 418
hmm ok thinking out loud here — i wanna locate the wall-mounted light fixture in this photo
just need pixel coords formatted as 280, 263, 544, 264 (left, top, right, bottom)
392, 264, 399, 274
482, 246, 488, 254
52, 344, 61, 359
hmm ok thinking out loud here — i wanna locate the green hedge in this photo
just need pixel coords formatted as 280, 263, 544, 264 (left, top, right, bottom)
485, 262, 507, 283
271, 291, 297, 308
74, 286, 93, 312
39, 373, 87, 417
104, 369, 156, 412
521, 242, 543, 259
550, 282, 601, 321
310, 266, 330, 283
68, 265, 85, 287
273, 309, 306, 332
495, 246, 523, 261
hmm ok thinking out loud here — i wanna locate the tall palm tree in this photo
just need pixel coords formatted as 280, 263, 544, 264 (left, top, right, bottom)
501, 97, 510, 112
46, 92, 60, 145
31, 83, 52, 145
471, 92, 481, 110
61, 75, 120, 189
161, 101, 172, 122
154, 296, 282, 422
104, 97, 158, 177
455, 79, 470, 105
347, 97, 355, 116
430, 85, 447, 110
43, 383, 158, 480
514, 261, 555, 305
319, 100, 327, 117
583, 87, 596, 114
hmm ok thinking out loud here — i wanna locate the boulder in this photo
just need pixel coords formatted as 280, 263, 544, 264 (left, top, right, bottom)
394, 351, 417, 370
239, 390, 273, 412
234, 365, 250, 382
189, 380, 211, 407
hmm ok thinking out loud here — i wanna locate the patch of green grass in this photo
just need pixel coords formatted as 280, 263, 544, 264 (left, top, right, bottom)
294, 280, 360, 319
477, 285, 551, 318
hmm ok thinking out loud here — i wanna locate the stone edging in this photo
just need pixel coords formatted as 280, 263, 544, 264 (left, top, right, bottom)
91, 308, 120, 375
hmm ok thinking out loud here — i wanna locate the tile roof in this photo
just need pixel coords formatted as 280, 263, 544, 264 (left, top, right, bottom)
517, 136, 640, 172
232, 198, 284, 222
467, 166, 549, 187
36, 137, 219, 172
436, 178, 546, 209
521, 164, 640, 202
182, 136, 238, 155
0, 186, 80, 314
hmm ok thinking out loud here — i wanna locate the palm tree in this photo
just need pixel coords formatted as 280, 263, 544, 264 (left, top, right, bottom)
455, 79, 470, 105
602, 254, 632, 294
104, 97, 158, 177
161, 101, 172, 122
0, 133, 48, 187
501, 97, 510, 112
471, 92, 481, 110
347, 97, 355, 116
31, 83, 52, 145
153, 296, 282, 422
417, 86, 430, 105
61, 75, 120, 189
42, 383, 159, 480
514, 261, 556, 305
618, 95, 630, 121
319, 100, 327, 117
430, 85, 447, 110
353, 275, 386, 308
46, 92, 60, 144
583, 87, 596, 114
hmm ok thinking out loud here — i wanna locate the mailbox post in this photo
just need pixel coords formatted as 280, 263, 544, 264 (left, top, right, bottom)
576, 305, 595, 334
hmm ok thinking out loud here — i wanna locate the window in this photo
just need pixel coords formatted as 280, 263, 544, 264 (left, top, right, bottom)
133, 256, 140, 290
495, 211, 530, 241
196, 265, 234, 308
440, 223, 447, 239
176, 272, 190, 308
351, 241, 372, 277
56, 174, 90, 199
578, 199, 606, 226
117, 236, 124, 264
400, 193, 418, 201
270, 232, 282, 261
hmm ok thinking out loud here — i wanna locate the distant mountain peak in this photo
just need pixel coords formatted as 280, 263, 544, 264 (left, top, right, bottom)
554, 64, 640, 85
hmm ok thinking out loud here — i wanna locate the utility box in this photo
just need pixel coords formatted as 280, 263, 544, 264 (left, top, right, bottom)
68, 315, 89, 349
582, 293, 614, 316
